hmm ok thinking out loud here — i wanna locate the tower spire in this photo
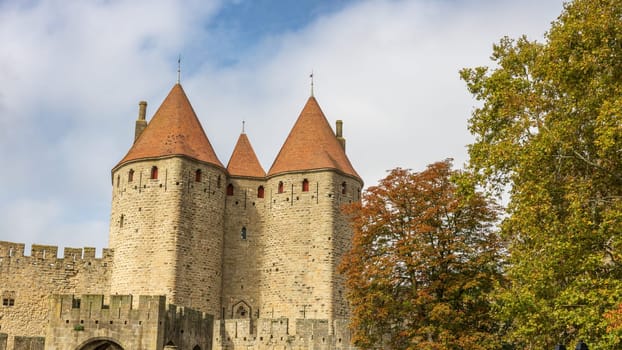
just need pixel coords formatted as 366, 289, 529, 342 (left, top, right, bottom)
177, 54, 181, 84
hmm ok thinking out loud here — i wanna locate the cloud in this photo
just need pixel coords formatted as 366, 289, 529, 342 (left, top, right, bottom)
0, 0, 564, 250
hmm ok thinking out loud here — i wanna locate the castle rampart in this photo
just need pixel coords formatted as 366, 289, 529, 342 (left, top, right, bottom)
0, 242, 112, 350
45, 294, 213, 350
214, 317, 355, 350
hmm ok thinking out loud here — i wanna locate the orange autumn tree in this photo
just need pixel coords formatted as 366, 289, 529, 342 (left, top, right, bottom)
340, 160, 503, 350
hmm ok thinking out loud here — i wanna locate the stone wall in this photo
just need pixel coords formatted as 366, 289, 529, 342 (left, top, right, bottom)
221, 176, 266, 323
45, 294, 213, 350
0, 242, 111, 350
213, 317, 355, 350
109, 157, 226, 316
13, 337, 44, 350
0, 333, 7, 350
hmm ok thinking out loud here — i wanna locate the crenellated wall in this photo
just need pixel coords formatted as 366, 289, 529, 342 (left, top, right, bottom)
0, 242, 112, 350
214, 317, 355, 350
45, 294, 213, 350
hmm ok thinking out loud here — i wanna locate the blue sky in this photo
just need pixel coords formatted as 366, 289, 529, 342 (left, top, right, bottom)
0, 0, 564, 254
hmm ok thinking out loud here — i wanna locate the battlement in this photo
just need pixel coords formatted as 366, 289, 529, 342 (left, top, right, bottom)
46, 295, 213, 350
215, 318, 354, 349
0, 241, 111, 262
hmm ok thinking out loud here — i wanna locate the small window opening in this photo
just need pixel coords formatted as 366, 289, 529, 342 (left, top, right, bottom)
116, 175, 120, 188
150, 166, 158, 180
241, 227, 247, 240
341, 181, 347, 195
217, 175, 222, 188
227, 184, 234, 196
278, 181, 284, 194
195, 169, 202, 182
128, 169, 134, 182
119, 214, 124, 228
257, 186, 265, 198
302, 179, 309, 192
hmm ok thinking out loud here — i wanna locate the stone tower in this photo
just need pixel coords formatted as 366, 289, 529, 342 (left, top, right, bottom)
259, 96, 363, 325
109, 83, 226, 316
221, 131, 267, 321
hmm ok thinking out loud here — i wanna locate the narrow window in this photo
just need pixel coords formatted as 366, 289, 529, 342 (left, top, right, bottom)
120, 214, 124, 228
278, 181, 284, 194
341, 181, 347, 195
151, 166, 158, 180
2, 299, 7, 306
217, 175, 222, 188
241, 227, 247, 240
128, 169, 134, 182
116, 175, 120, 188
195, 169, 202, 182
257, 186, 265, 198
302, 179, 309, 192
8, 299, 14, 306
227, 184, 234, 196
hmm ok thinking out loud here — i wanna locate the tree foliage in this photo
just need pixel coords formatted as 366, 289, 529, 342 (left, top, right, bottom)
340, 160, 503, 349
461, 0, 622, 347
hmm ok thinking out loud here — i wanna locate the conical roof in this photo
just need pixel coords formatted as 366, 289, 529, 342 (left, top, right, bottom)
227, 133, 266, 178
115, 84, 224, 169
268, 96, 360, 179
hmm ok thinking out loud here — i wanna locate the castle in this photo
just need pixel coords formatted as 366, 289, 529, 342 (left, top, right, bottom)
0, 82, 363, 350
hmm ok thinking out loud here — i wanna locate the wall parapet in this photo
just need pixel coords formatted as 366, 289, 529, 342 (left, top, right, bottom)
0, 241, 112, 264
214, 317, 355, 349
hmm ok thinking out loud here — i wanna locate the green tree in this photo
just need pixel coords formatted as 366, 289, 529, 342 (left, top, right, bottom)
461, 0, 622, 347
340, 160, 503, 350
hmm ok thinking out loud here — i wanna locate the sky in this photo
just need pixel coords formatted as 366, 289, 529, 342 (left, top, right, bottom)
0, 0, 565, 255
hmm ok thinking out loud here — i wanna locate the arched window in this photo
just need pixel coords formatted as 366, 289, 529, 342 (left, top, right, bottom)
195, 169, 202, 182
341, 181, 347, 195
227, 184, 234, 196
241, 226, 247, 240
151, 166, 158, 180
128, 169, 134, 182
257, 186, 265, 198
302, 179, 309, 192
278, 181, 284, 194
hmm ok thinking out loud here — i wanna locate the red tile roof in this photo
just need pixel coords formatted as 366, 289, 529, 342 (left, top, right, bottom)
115, 84, 224, 169
268, 96, 360, 180
227, 133, 266, 178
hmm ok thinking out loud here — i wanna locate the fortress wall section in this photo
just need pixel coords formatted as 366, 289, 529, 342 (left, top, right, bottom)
221, 176, 266, 322
258, 170, 361, 329
213, 318, 355, 350
109, 157, 226, 316
45, 294, 213, 350
0, 242, 112, 350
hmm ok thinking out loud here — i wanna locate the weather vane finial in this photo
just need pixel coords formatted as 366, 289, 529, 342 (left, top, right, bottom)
310, 70, 314, 97
242, 120, 245, 133
177, 54, 181, 84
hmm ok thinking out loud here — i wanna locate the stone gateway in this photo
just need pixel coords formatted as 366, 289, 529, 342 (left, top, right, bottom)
0, 83, 363, 350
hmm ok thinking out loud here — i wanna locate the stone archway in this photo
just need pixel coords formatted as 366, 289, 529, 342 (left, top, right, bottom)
76, 338, 124, 350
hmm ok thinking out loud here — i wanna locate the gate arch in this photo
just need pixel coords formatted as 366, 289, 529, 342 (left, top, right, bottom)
75, 337, 124, 350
